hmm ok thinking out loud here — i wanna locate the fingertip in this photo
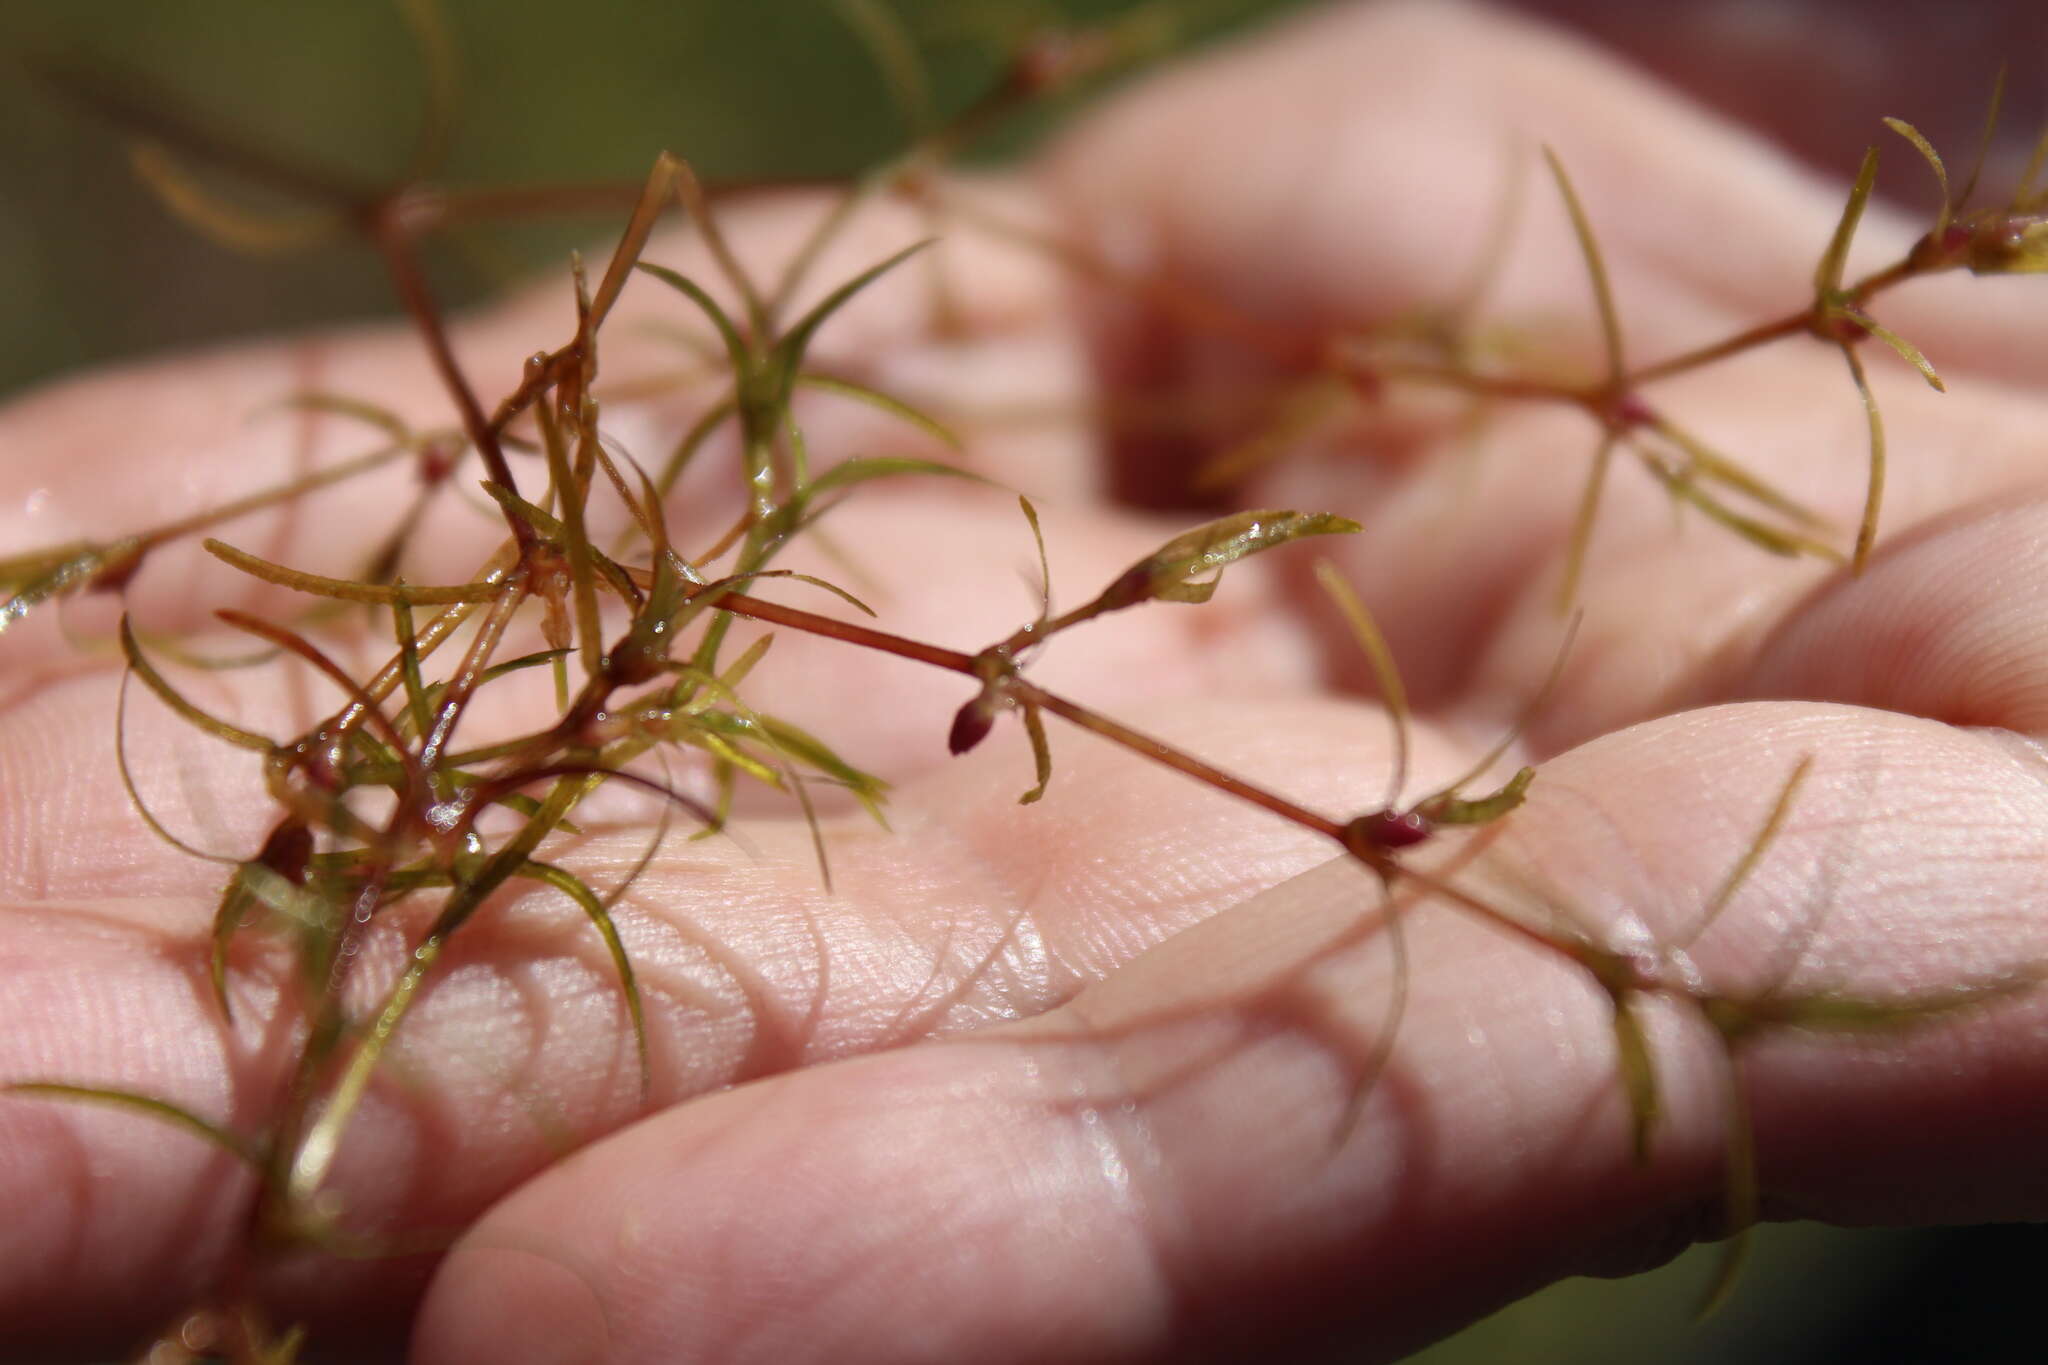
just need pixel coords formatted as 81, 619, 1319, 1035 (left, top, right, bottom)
415, 1244, 612, 1365
1736, 490, 2048, 734
418, 1048, 1179, 1364
1039, 0, 1822, 350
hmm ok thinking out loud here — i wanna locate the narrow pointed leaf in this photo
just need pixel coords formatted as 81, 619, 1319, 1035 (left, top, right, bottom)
127, 140, 335, 254
1844, 308, 1946, 391
1609, 993, 1659, 1163
115, 668, 237, 866
1195, 374, 1350, 490
392, 596, 433, 742
1132, 510, 1362, 606
209, 870, 258, 1021
1882, 117, 1951, 232
520, 859, 650, 1099
1314, 558, 1410, 807
261, 391, 415, 443
797, 373, 962, 452
654, 396, 738, 500
1840, 342, 1887, 571
1423, 766, 1534, 827
1019, 496, 1052, 624
1952, 67, 2007, 212
1333, 890, 1412, 1149
2015, 121, 2048, 209
719, 711, 890, 822
831, 0, 934, 137
5, 1083, 259, 1165
673, 718, 784, 788
1019, 702, 1053, 804
0, 539, 144, 634
1423, 613, 1577, 810
1542, 147, 1625, 381
635, 262, 752, 378
1697, 1063, 1758, 1321
1742, 972, 2038, 1035
698, 568, 878, 618
1816, 147, 1880, 294
204, 539, 497, 604
1649, 418, 1826, 526
1643, 455, 1844, 563
119, 616, 276, 752
770, 239, 934, 388
1557, 431, 1618, 612
670, 159, 768, 340
1680, 754, 1812, 951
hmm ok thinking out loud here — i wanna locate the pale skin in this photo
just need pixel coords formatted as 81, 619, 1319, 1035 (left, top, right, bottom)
6, 2, 2048, 1361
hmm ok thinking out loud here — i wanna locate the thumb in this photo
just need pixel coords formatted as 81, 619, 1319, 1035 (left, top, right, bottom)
412, 701, 2048, 1364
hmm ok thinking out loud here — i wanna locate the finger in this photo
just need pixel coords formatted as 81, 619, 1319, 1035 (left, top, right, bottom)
1044, 0, 2048, 389
413, 701, 2048, 1365
1041, 2, 2048, 740
0, 687, 1474, 1351
1728, 489, 2048, 730
1272, 347, 2048, 744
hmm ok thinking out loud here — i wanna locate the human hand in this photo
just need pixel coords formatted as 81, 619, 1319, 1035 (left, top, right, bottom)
6, 3, 2048, 1362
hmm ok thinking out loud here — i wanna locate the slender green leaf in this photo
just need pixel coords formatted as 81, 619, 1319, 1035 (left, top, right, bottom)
1132, 510, 1362, 606
1843, 307, 1946, 392
1840, 342, 1886, 571
392, 594, 433, 742
1649, 418, 1826, 526
119, 616, 276, 752
1642, 453, 1844, 563
1542, 146, 1625, 381
1952, 67, 2007, 213
1697, 1062, 1757, 1321
1882, 117, 1950, 232
760, 456, 991, 546
520, 859, 650, 1099
1679, 755, 1812, 952
1019, 702, 1053, 804
698, 567, 878, 618
1422, 766, 1534, 827
831, 0, 934, 137
1333, 887, 1411, 1149
1815, 147, 1880, 294
653, 395, 738, 502
0, 539, 144, 634
260, 391, 414, 443
204, 538, 497, 604
1557, 431, 1618, 613
1314, 558, 1410, 807
1609, 993, 1659, 1163
127, 140, 336, 254
1019, 496, 1051, 622
115, 668, 237, 866
798, 373, 962, 452
5, 1083, 259, 1164
769, 239, 935, 392
635, 262, 751, 377
1195, 374, 1351, 490
1420, 613, 1576, 813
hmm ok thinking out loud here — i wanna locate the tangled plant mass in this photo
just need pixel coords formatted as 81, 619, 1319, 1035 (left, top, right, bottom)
5, 2, 2048, 1360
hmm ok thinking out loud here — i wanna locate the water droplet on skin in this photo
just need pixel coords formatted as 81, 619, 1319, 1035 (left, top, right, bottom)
23, 488, 50, 517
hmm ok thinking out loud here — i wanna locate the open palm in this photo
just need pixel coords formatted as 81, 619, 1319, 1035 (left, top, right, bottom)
5, 4, 2048, 1361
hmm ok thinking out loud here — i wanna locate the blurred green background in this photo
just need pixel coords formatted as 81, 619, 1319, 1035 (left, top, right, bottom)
1, 1, 2042, 1360
0, 0, 1298, 398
